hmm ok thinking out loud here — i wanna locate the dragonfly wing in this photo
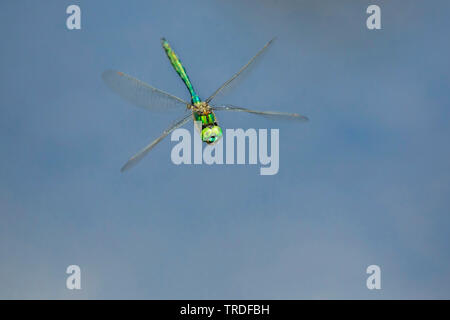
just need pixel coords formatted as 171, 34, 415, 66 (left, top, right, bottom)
102, 70, 190, 111
121, 112, 192, 172
206, 38, 275, 104
212, 105, 309, 122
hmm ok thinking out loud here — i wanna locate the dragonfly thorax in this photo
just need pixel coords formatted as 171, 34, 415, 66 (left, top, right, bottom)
191, 101, 210, 113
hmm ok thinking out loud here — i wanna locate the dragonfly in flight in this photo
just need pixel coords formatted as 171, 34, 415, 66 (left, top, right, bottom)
102, 38, 308, 172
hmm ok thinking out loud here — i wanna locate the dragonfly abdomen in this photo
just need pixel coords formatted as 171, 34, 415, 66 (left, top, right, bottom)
161, 38, 201, 105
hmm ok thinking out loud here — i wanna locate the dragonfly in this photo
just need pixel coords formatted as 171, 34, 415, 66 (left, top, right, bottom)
102, 38, 308, 172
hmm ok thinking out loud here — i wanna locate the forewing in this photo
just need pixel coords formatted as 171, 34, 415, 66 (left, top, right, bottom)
212, 105, 309, 122
121, 112, 192, 172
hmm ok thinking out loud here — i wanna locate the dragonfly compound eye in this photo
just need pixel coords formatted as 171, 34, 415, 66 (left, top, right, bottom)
211, 126, 223, 139
207, 126, 223, 144
201, 125, 223, 144
201, 127, 212, 142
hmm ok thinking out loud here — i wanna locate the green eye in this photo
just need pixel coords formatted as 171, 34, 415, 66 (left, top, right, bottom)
201, 127, 212, 141
211, 126, 223, 138
202, 126, 223, 143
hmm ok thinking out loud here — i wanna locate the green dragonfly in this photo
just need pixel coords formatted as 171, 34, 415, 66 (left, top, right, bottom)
102, 38, 308, 172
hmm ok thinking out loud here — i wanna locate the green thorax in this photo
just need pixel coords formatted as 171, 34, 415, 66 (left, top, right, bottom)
161, 38, 201, 105
193, 111, 216, 126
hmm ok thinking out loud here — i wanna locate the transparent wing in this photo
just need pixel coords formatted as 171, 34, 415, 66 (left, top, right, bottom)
121, 112, 192, 172
206, 38, 275, 103
212, 105, 309, 122
102, 70, 190, 111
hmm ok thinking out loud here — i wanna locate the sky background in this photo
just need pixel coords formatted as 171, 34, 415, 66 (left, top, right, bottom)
1, 0, 449, 299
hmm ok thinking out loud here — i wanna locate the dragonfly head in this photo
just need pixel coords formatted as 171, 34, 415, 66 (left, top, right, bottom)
201, 125, 223, 144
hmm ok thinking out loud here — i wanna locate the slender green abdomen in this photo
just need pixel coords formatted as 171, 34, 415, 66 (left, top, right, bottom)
161, 38, 201, 105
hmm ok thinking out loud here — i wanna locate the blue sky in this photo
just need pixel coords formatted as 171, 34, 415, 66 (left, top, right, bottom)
1, 0, 449, 299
